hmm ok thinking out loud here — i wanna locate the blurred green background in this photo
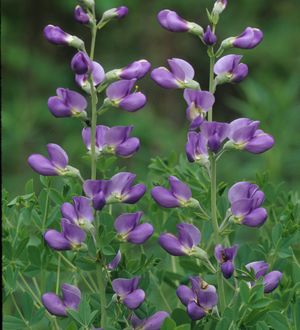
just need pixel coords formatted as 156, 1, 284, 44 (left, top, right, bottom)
2, 0, 300, 194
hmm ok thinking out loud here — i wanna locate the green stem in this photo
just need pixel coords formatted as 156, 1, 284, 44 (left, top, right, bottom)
11, 294, 29, 328
96, 263, 107, 327
149, 272, 172, 312
208, 52, 215, 121
56, 255, 61, 295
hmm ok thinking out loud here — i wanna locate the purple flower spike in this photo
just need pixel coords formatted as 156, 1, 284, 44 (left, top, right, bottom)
44, 219, 86, 251
214, 244, 238, 279
48, 88, 87, 118
131, 311, 169, 330
233, 27, 263, 49
246, 261, 282, 293
107, 250, 121, 270
61, 196, 94, 230
228, 181, 268, 227
227, 118, 274, 154
176, 277, 218, 321
114, 212, 154, 244
214, 55, 248, 84
28, 144, 69, 176
76, 61, 105, 92
119, 59, 151, 80
151, 58, 198, 89
82, 125, 140, 158
184, 89, 215, 129
74, 5, 90, 24
157, 10, 203, 36
186, 131, 209, 165
42, 283, 81, 317
151, 176, 195, 208
43, 25, 84, 49
159, 223, 201, 256
112, 277, 145, 310
203, 26, 217, 46
106, 79, 147, 112
201, 121, 229, 153
71, 51, 93, 75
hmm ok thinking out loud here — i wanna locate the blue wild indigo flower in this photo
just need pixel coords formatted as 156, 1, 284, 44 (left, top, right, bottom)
214, 244, 238, 279
130, 311, 169, 330
43, 25, 84, 49
71, 51, 93, 75
74, 5, 91, 24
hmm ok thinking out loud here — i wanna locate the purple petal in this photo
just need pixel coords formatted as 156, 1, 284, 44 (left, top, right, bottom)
169, 176, 192, 202
246, 261, 269, 279
120, 59, 151, 80
71, 51, 92, 75
231, 198, 254, 216
106, 172, 136, 196
123, 289, 145, 310
95, 125, 110, 150
263, 271, 282, 293
158, 233, 186, 256
105, 126, 132, 146
122, 184, 146, 204
221, 261, 234, 279
106, 79, 136, 100
62, 220, 86, 244
48, 97, 72, 117
203, 25, 217, 45
107, 250, 121, 270
242, 207, 267, 227
228, 182, 254, 203
112, 277, 140, 296
42, 293, 67, 316
83, 180, 103, 198
44, 229, 71, 251
119, 92, 147, 112
151, 67, 180, 89
47, 143, 68, 169
73, 196, 94, 223
214, 54, 243, 75
232, 63, 248, 83
214, 244, 224, 263
157, 10, 189, 32
92, 191, 106, 210
143, 311, 170, 330
187, 301, 206, 321
176, 285, 195, 306
28, 154, 58, 176
233, 27, 263, 49
43, 25, 69, 45
151, 187, 180, 208
114, 212, 142, 234
61, 202, 77, 223
116, 137, 140, 157
61, 283, 81, 309
177, 223, 201, 248
224, 245, 238, 260
245, 132, 274, 154
126, 223, 154, 244
74, 5, 90, 24
198, 285, 218, 310
82, 127, 91, 150
168, 58, 195, 81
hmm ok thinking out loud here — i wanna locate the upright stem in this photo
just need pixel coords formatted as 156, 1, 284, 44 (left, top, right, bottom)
208, 52, 215, 122
96, 262, 107, 327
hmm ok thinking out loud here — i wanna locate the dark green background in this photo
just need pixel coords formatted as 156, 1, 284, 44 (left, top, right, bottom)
2, 0, 300, 194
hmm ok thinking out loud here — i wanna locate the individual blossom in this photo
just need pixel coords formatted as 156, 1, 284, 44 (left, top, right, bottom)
130, 311, 169, 330
75, 61, 105, 93
201, 121, 229, 153
221, 27, 263, 50
42, 284, 81, 317
112, 277, 145, 310
60, 196, 94, 230
83, 172, 146, 210
176, 277, 218, 321
105, 79, 147, 112
82, 125, 140, 158
44, 219, 86, 251
203, 25, 217, 46
43, 25, 84, 49
159, 223, 201, 256
184, 89, 215, 129
151, 176, 198, 208
214, 244, 238, 279
228, 181, 267, 227
214, 54, 248, 84
47, 88, 87, 118
107, 250, 121, 270
101, 6, 129, 21
157, 10, 203, 36
74, 5, 91, 24
246, 261, 282, 293
186, 131, 209, 166
106, 59, 151, 81
71, 51, 93, 75
151, 58, 199, 89
114, 212, 154, 244
226, 118, 274, 154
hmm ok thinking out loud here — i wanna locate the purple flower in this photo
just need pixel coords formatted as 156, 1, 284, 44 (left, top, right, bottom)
60, 196, 94, 230
157, 10, 203, 36
44, 219, 86, 251
83, 172, 146, 210
226, 118, 274, 154
233, 27, 263, 49
101, 6, 129, 23
42, 283, 81, 317
186, 131, 209, 165
203, 26, 217, 46
114, 212, 154, 244
28, 144, 69, 176
151, 176, 195, 208
151, 58, 198, 89
48, 88, 87, 118
159, 223, 201, 256
43, 25, 84, 49
176, 277, 218, 321
107, 250, 121, 270
106, 79, 147, 112
74, 5, 90, 24
76, 61, 105, 92
184, 89, 215, 129
201, 121, 229, 152
130, 311, 169, 330
71, 51, 93, 75
214, 55, 248, 84
214, 244, 238, 279
246, 261, 282, 293
118, 59, 151, 80
82, 125, 140, 158
228, 181, 267, 227
112, 277, 145, 310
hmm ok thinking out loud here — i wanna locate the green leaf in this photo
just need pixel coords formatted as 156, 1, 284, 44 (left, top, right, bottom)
161, 317, 177, 330
267, 311, 289, 330
216, 317, 231, 330
25, 179, 34, 194
239, 280, 250, 304
171, 308, 190, 326
3, 315, 27, 329
20, 292, 34, 321
256, 321, 269, 330
176, 325, 190, 330
67, 310, 83, 326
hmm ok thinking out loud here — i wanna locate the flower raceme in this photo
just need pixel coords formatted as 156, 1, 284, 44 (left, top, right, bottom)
82, 125, 140, 158
42, 284, 81, 317
176, 277, 218, 321
112, 277, 145, 310
130, 311, 169, 330
151, 58, 199, 89
114, 212, 154, 244
48, 88, 87, 118
105, 79, 147, 112
83, 172, 146, 210
214, 244, 238, 279
246, 261, 282, 293
228, 181, 268, 227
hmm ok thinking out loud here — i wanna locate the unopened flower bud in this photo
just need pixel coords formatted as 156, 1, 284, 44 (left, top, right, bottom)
101, 6, 129, 23
74, 5, 91, 24
71, 51, 93, 75
203, 26, 217, 45
44, 25, 84, 50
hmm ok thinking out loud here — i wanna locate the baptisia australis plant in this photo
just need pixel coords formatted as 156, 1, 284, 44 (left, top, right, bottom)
150, 0, 281, 326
